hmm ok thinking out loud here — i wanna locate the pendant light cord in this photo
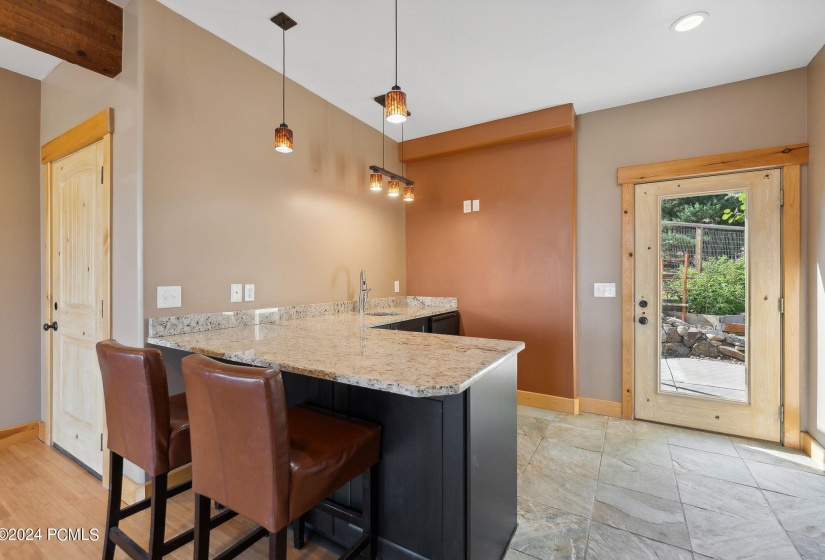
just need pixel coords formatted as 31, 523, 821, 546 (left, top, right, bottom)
382, 109, 385, 168
282, 28, 286, 124
394, 0, 398, 86
401, 122, 405, 178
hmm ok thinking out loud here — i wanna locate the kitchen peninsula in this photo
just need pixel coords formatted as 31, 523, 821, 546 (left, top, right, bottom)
147, 297, 524, 560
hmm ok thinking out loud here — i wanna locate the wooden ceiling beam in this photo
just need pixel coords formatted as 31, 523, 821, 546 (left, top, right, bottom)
0, 0, 123, 78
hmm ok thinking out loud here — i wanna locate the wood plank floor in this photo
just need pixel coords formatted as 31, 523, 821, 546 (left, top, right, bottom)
0, 440, 336, 560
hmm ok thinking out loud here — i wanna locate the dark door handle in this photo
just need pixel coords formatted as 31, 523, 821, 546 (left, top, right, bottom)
43, 322, 58, 332
639, 300, 648, 308
638, 317, 648, 325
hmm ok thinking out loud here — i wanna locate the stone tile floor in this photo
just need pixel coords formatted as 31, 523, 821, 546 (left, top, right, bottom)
510, 406, 825, 560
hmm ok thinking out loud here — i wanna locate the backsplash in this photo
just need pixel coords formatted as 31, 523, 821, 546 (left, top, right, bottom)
147, 296, 458, 338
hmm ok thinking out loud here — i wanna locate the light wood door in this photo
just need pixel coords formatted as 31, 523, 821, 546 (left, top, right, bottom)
49, 140, 110, 475
634, 170, 782, 441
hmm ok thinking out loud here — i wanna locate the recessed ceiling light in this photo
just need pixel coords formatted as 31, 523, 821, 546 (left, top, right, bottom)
670, 11, 709, 33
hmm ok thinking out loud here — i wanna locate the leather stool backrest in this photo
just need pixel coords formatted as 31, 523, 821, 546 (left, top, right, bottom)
182, 354, 291, 534
96, 340, 173, 476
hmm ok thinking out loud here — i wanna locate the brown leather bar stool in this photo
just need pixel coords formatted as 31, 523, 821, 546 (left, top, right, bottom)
96, 341, 235, 560
182, 354, 381, 560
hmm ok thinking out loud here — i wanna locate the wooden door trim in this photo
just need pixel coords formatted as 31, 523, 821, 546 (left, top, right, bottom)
617, 144, 807, 447
617, 144, 808, 185
41, 109, 113, 165
42, 108, 113, 485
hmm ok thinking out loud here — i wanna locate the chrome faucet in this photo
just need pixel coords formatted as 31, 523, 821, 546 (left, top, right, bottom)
358, 270, 373, 315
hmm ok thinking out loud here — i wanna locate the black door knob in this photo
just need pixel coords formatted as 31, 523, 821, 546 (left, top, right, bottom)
638, 317, 648, 325
43, 322, 58, 332
639, 300, 648, 308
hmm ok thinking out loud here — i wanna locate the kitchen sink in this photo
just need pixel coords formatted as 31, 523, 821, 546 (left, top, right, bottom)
366, 311, 402, 317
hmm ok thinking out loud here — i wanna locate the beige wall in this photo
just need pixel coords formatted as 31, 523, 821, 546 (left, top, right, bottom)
807, 45, 825, 447
576, 69, 808, 403
141, 0, 405, 318
41, 0, 145, 352
0, 68, 41, 429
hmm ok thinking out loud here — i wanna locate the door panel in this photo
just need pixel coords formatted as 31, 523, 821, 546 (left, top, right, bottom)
634, 170, 781, 441
50, 141, 106, 475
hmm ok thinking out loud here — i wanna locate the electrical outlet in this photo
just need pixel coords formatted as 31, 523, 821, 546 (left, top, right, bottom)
394, 280, 400, 293
244, 284, 255, 302
594, 283, 616, 298
157, 286, 181, 309
230, 284, 243, 303
463, 200, 472, 213
472, 199, 480, 212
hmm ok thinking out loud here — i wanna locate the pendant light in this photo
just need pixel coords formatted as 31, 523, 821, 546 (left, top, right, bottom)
385, 0, 407, 124
370, 112, 385, 191
401, 123, 414, 201
272, 13, 297, 153
387, 179, 401, 197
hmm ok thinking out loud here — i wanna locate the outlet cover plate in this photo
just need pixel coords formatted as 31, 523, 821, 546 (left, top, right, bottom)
472, 199, 480, 212
157, 286, 182, 309
230, 284, 243, 303
594, 283, 616, 298
463, 200, 472, 213
244, 284, 255, 301
394, 280, 400, 293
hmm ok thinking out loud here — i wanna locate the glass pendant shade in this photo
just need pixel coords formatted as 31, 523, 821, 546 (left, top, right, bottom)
403, 186, 414, 202
385, 88, 407, 124
370, 173, 383, 191
274, 124, 293, 153
387, 180, 401, 197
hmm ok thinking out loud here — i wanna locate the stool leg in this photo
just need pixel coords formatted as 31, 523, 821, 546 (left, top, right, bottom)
269, 528, 287, 560
147, 473, 168, 560
363, 464, 379, 560
293, 515, 305, 549
193, 493, 211, 560
102, 452, 123, 560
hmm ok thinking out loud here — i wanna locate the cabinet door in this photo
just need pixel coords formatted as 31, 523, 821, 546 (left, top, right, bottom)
430, 312, 460, 335
395, 317, 428, 332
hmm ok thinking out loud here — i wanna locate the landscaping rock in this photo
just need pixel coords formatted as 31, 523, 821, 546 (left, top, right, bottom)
663, 326, 683, 343
735, 345, 745, 353
718, 346, 745, 361
725, 334, 746, 347
709, 341, 723, 347
676, 325, 690, 336
692, 340, 720, 358
706, 330, 726, 342
662, 343, 692, 358
683, 329, 703, 348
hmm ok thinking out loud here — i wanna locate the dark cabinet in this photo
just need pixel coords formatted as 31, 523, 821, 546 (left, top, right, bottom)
430, 312, 460, 336
394, 316, 428, 332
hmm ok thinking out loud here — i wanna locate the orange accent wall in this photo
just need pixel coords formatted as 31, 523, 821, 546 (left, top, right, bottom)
404, 106, 577, 398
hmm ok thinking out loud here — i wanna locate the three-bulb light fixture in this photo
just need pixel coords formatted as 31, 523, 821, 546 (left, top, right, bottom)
368, 0, 414, 202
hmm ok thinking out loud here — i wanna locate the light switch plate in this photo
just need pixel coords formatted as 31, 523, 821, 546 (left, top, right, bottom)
463, 200, 472, 213
230, 284, 243, 303
394, 280, 400, 293
244, 284, 255, 301
157, 286, 181, 309
594, 283, 616, 298
472, 199, 480, 212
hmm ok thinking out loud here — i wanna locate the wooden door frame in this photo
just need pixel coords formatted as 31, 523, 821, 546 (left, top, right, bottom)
617, 143, 808, 448
41, 108, 113, 483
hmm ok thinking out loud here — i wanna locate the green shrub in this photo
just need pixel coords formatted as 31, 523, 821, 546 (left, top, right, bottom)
665, 257, 746, 315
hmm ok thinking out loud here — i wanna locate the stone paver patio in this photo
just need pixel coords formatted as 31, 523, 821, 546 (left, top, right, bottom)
660, 357, 747, 402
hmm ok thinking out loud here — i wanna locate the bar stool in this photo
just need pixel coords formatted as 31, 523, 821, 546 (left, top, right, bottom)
96, 341, 234, 560
181, 354, 381, 560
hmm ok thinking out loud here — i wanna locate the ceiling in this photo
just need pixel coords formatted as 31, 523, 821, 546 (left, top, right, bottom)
2, 1, 824, 140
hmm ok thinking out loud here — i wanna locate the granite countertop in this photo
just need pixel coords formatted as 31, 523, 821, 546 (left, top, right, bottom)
147, 298, 524, 397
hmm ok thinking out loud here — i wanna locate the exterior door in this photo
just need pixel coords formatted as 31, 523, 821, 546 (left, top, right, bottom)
634, 170, 781, 441
49, 140, 110, 476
